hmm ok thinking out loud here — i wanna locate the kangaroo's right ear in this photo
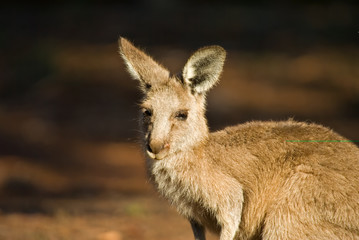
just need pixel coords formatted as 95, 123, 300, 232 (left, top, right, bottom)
118, 37, 170, 92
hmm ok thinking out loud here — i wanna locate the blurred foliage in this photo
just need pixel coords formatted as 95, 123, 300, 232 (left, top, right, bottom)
1, 44, 55, 100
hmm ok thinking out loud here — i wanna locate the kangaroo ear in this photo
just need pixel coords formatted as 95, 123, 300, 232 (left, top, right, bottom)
118, 37, 170, 92
182, 46, 226, 94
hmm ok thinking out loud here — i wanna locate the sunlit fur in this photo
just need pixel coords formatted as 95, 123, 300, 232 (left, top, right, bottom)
119, 37, 359, 240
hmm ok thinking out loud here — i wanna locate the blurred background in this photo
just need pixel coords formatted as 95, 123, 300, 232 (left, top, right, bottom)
0, 0, 358, 239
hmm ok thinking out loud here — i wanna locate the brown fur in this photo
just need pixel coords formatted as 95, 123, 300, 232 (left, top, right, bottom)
118, 37, 359, 240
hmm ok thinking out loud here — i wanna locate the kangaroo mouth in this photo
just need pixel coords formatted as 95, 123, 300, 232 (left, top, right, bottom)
146, 149, 169, 160
146, 142, 170, 160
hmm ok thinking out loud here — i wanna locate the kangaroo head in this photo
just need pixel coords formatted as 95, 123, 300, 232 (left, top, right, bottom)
119, 38, 226, 160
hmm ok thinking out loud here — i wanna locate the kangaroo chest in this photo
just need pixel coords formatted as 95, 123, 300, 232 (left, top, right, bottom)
149, 157, 238, 234
151, 159, 206, 217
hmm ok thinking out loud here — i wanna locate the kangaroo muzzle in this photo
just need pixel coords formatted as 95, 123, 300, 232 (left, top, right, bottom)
147, 140, 170, 160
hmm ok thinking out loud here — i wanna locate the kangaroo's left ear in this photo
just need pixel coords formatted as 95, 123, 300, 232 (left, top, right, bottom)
182, 46, 226, 94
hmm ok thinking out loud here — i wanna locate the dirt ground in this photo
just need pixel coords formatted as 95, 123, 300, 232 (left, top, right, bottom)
0, 3, 358, 240
0, 195, 218, 240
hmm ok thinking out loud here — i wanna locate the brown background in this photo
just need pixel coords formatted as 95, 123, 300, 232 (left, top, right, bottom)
0, 1, 358, 239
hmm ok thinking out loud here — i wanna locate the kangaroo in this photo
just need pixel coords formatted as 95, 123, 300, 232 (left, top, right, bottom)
118, 37, 359, 240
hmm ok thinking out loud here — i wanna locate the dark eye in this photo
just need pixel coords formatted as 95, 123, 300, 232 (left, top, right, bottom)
175, 110, 188, 121
143, 109, 152, 117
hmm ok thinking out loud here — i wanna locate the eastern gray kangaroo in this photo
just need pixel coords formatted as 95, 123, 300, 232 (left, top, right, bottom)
118, 37, 359, 240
